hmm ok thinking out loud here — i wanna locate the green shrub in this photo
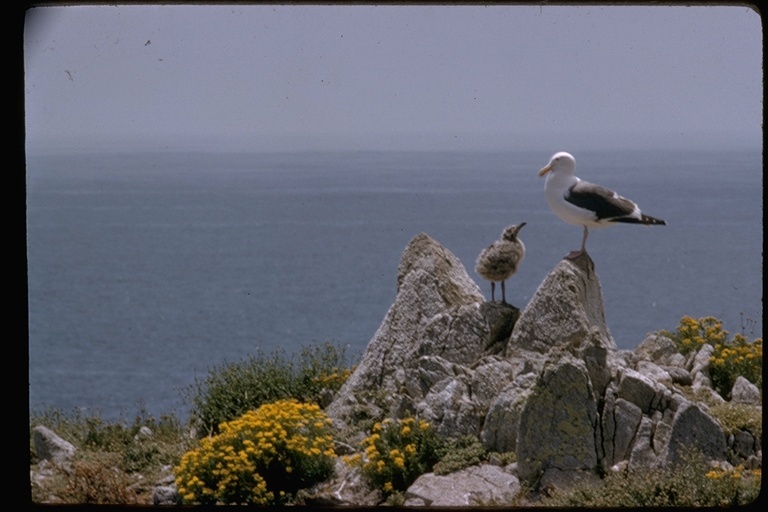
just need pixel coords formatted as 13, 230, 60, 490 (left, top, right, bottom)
662, 316, 762, 398
540, 451, 761, 507
433, 435, 487, 475
345, 417, 442, 497
174, 399, 336, 505
708, 401, 762, 440
183, 342, 354, 435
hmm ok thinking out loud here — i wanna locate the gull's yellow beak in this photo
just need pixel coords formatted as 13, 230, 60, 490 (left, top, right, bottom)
538, 163, 553, 177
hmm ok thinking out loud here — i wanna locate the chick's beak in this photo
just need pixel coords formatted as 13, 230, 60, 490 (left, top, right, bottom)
538, 164, 553, 177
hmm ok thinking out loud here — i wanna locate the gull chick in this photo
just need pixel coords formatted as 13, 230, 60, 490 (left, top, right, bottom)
538, 151, 666, 259
475, 222, 526, 303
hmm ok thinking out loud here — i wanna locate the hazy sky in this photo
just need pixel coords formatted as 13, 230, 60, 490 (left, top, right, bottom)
24, 4, 762, 152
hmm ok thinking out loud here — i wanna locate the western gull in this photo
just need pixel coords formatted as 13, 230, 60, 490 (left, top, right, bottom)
538, 151, 666, 259
475, 222, 526, 303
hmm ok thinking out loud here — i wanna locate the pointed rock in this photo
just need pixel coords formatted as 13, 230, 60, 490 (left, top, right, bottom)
506, 252, 615, 357
326, 233, 487, 424
396, 232, 483, 308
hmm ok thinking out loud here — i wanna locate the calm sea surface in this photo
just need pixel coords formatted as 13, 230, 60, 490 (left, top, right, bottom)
26, 149, 763, 420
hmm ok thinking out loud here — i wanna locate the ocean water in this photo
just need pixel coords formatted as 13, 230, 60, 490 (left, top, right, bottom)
26, 149, 763, 420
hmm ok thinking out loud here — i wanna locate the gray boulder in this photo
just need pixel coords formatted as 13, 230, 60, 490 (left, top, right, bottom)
635, 334, 683, 367
617, 367, 661, 414
731, 375, 761, 404
603, 394, 644, 467
416, 375, 483, 438
469, 355, 527, 405
516, 352, 598, 482
661, 401, 728, 467
480, 372, 537, 453
690, 343, 715, 390
33, 426, 75, 466
730, 429, 759, 463
404, 464, 520, 506
153, 485, 181, 505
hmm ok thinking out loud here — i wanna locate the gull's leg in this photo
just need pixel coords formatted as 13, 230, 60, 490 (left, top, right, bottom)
566, 226, 589, 260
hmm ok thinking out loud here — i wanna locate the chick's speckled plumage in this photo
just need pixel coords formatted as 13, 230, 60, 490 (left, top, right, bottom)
475, 222, 526, 303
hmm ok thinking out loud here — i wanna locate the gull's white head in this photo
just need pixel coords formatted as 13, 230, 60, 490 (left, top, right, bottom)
538, 151, 576, 177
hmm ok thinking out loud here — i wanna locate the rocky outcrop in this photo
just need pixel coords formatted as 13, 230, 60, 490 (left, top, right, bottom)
325, 233, 520, 435
325, 233, 762, 500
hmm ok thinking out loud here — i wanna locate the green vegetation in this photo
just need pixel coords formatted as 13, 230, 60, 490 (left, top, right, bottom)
709, 401, 763, 440
29, 408, 193, 504
538, 450, 761, 507
183, 342, 353, 435
432, 435, 488, 475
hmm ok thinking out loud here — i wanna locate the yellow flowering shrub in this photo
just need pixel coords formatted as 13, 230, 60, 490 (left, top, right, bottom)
663, 316, 762, 399
705, 464, 761, 481
709, 334, 762, 399
174, 399, 336, 505
312, 367, 355, 390
663, 316, 728, 355
344, 417, 441, 497
703, 465, 762, 504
